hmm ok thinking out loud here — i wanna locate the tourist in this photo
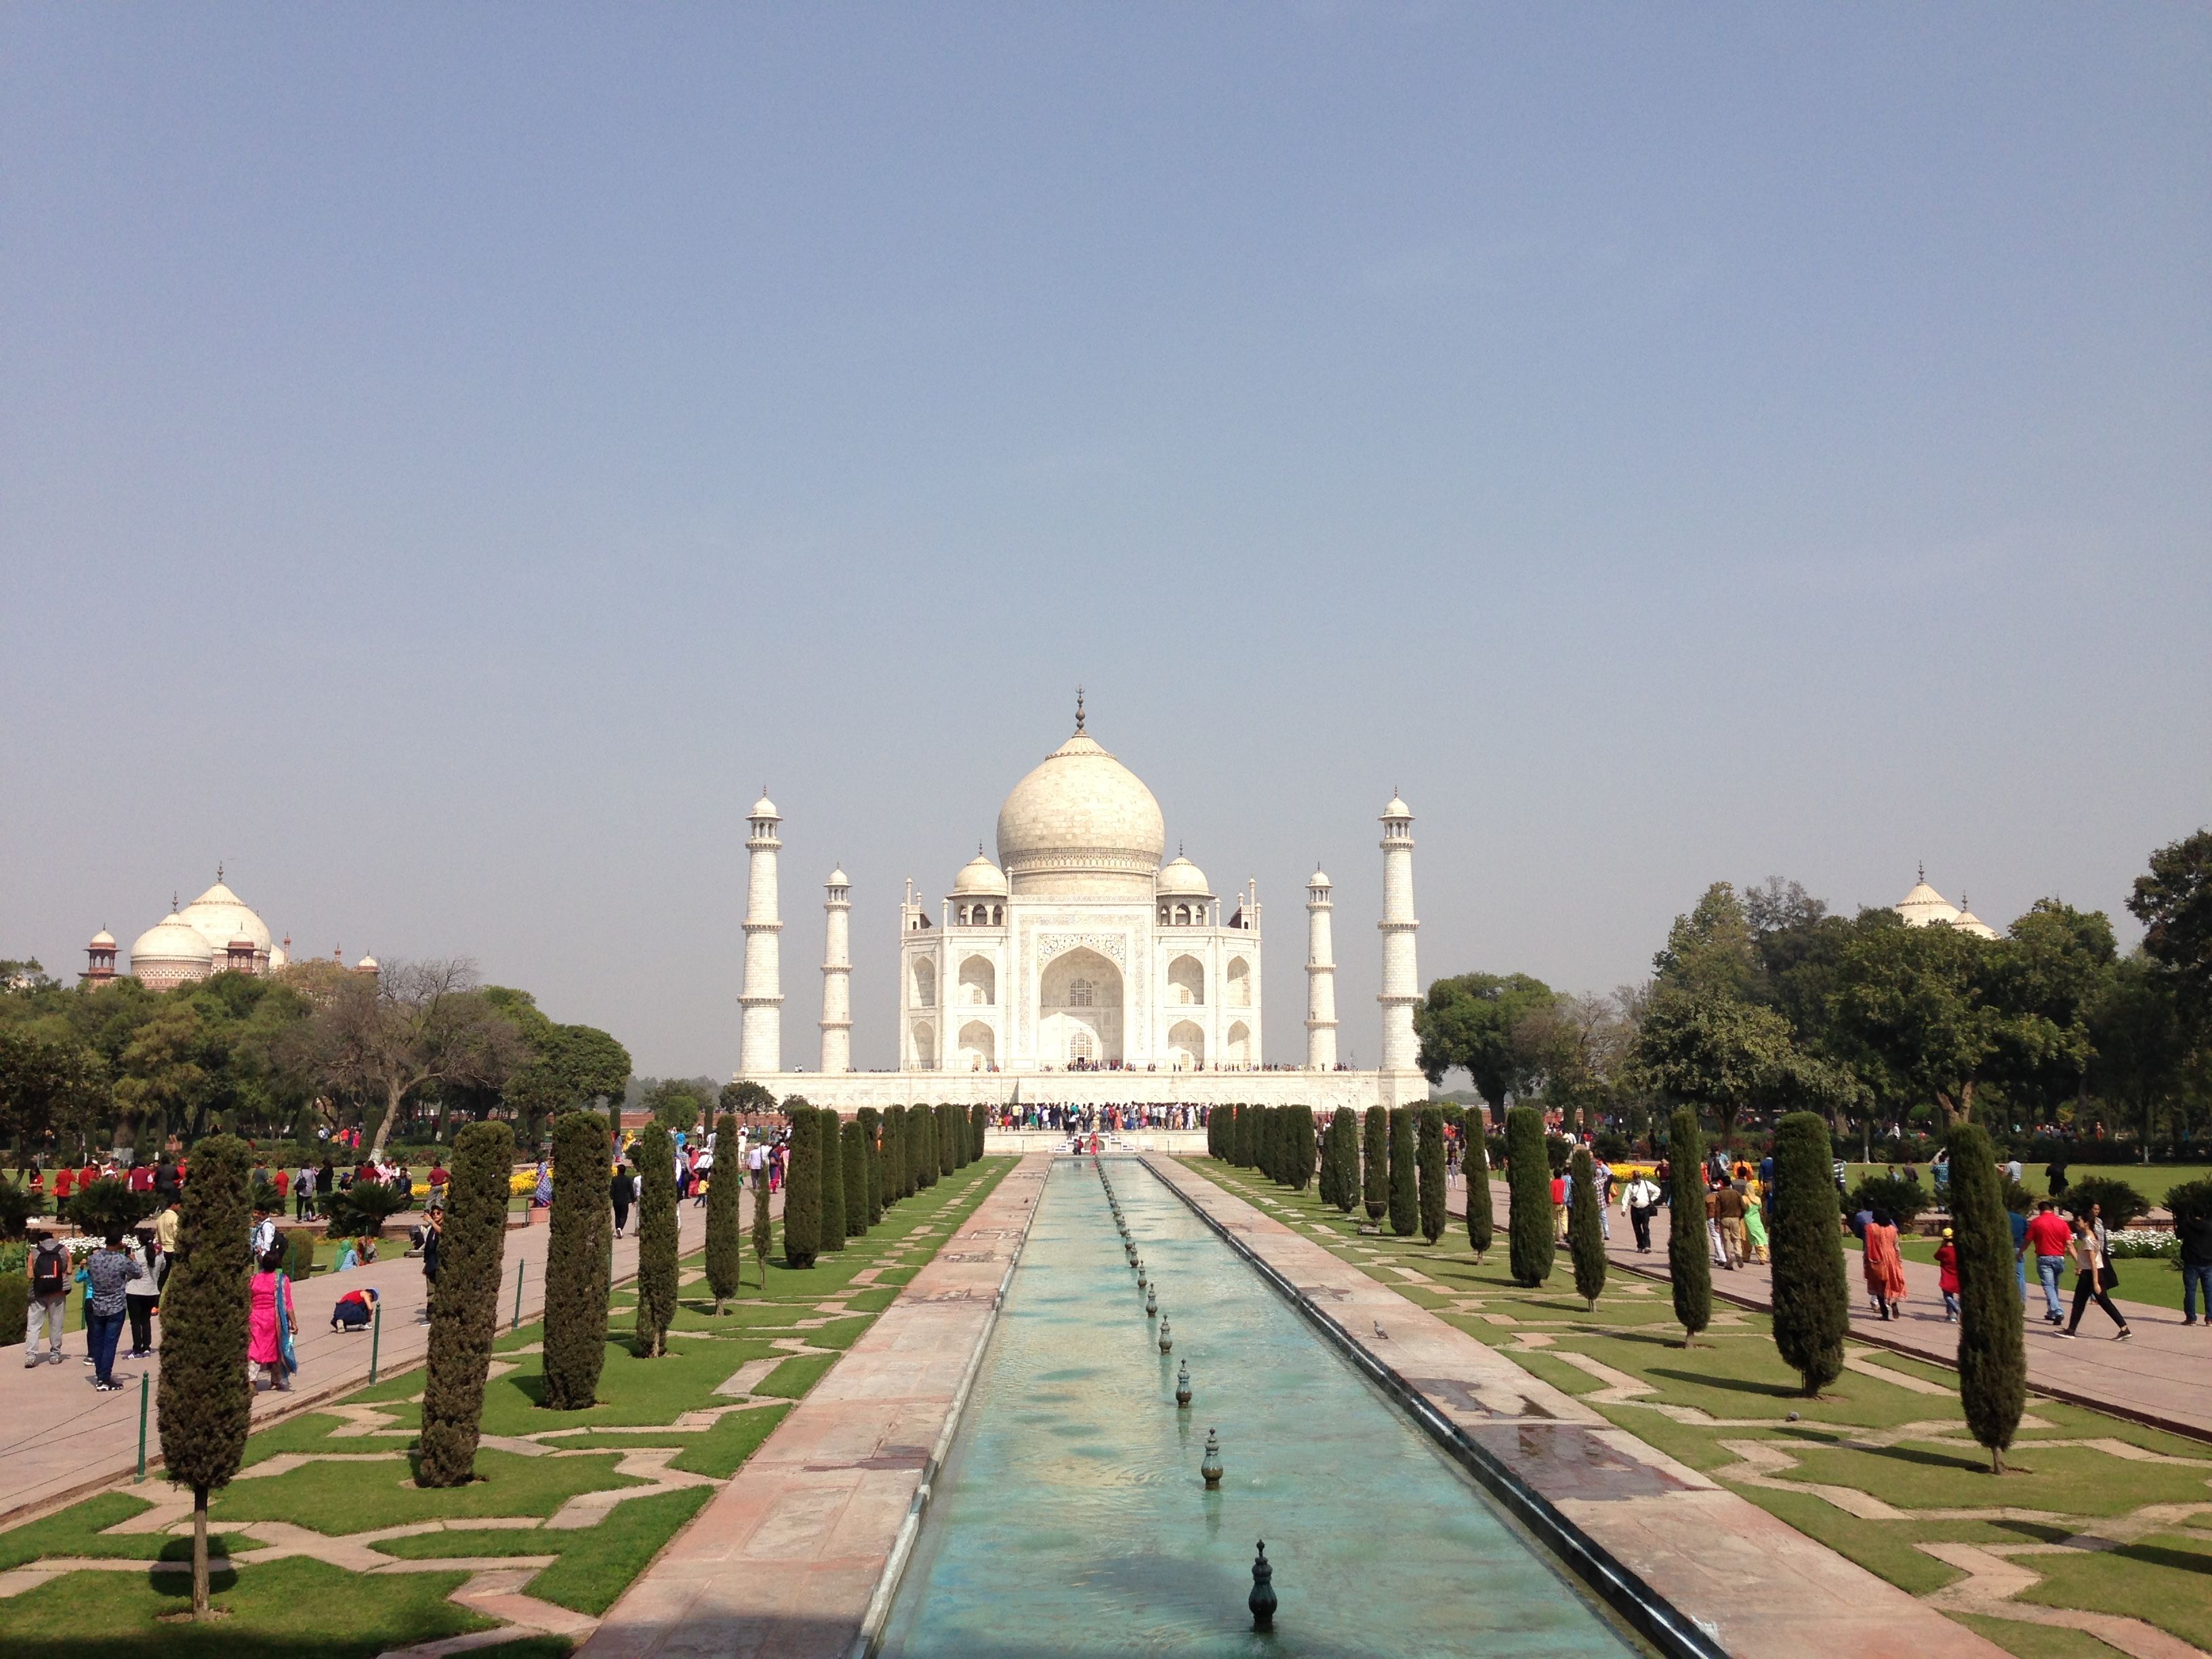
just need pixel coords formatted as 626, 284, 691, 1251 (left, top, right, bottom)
1934, 1228, 1961, 1323
1742, 1185, 1770, 1265
83, 1229, 145, 1391
1551, 1170, 1568, 1242
2046, 1153, 2072, 1200
153, 1197, 182, 1291
23, 1229, 72, 1366
2024, 1200, 2073, 1326
2058, 1215, 2130, 1341
2005, 1154, 2024, 1185
1862, 1210, 1907, 1322
2179, 1200, 2212, 1327
419, 1206, 443, 1324
250, 1201, 279, 1261
1594, 1159, 1614, 1241
331, 1286, 380, 1332
1714, 1181, 1746, 1271
428, 1158, 449, 1206
1704, 1183, 1727, 1267
611, 1162, 636, 1239
1621, 1172, 1660, 1253
295, 1160, 316, 1221
124, 1230, 161, 1357
248, 1247, 298, 1389
533, 1159, 552, 1210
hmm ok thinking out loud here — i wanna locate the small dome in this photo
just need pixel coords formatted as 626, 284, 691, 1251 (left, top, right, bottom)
951, 853, 1008, 896
356, 954, 380, 971
750, 792, 779, 820
1952, 901, 1998, 941
1896, 877, 1960, 928
89, 929, 116, 947
131, 913, 214, 967
1382, 794, 1412, 820
827, 866, 849, 887
1307, 867, 1331, 890
1156, 855, 1212, 897
180, 878, 272, 958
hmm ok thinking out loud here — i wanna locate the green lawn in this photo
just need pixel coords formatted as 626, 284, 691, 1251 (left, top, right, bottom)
0, 1155, 1015, 1655
1202, 1158, 2212, 1659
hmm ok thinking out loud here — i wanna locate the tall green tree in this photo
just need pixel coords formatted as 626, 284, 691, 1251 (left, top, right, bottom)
1416, 1107, 1447, 1244
819, 1109, 846, 1254
1387, 1107, 1419, 1235
1767, 1112, 1849, 1394
783, 1105, 823, 1268
2087, 958, 2192, 1157
632, 1122, 678, 1356
1830, 914, 2005, 1128
751, 1162, 774, 1290
1464, 1118, 1494, 1263
1504, 1107, 1554, 1287
1290, 1106, 1316, 1191
417, 1120, 512, 1486
1635, 984, 1796, 1149
911, 1105, 936, 1191
857, 1107, 884, 1223
1319, 1108, 1351, 1209
1666, 1107, 1712, 1346
939, 1103, 959, 1179
970, 1103, 988, 1164
1566, 1146, 1607, 1310
2129, 828, 2212, 1018
1414, 972, 1557, 1122
1361, 1106, 1389, 1223
841, 1119, 871, 1241
542, 1111, 611, 1409
157, 1132, 252, 1617
704, 1111, 745, 1313
1948, 1124, 2027, 1472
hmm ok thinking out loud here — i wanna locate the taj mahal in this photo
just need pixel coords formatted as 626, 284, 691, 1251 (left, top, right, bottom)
733, 697, 1430, 1112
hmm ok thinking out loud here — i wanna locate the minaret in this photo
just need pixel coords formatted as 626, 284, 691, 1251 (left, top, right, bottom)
1377, 792, 1420, 1080
738, 790, 784, 1078
1305, 868, 1338, 1070
820, 866, 852, 1073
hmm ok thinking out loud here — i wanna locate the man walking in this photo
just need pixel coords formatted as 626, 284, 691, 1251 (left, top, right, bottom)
1714, 1181, 1746, 1270
24, 1229, 71, 1366
1622, 1172, 1661, 1253
2023, 1199, 2072, 1326
2179, 1198, 2212, 1327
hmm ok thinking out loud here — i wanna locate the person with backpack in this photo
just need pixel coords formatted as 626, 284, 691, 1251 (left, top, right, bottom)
124, 1229, 161, 1358
24, 1231, 72, 1366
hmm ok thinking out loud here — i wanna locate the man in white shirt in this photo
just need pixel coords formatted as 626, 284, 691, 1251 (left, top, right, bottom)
1620, 1174, 1662, 1253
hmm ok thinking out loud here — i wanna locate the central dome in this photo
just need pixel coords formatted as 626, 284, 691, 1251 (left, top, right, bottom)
996, 726, 1165, 897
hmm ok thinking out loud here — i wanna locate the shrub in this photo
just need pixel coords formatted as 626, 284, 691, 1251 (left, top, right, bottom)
323, 1180, 412, 1240
1361, 1107, 1389, 1223
705, 1112, 745, 1313
280, 1228, 317, 1283
542, 1111, 611, 1410
0, 1272, 24, 1345
1418, 1107, 1447, 1244
819, 1111, 846, 1255
158, 1133, 253, 1618
62, 1176, 155, 1240
2060, 1175, 2149, 1229
1769, 1113, 1848, 1395
1948, 1124, 2026, 1473
2167, 1178, 2212, 1238
0, 1182, 47, 1240
1464, 1118, 1494, 1263
417, 1119, 513, 1487
1504, 1107, 1554, 1288
632, 1123, 678, 1357
842, 1120, 871, 1242
1387, 1109, 1418, 1235
1567, 1147, 1607, 1310
1843, 1174, 1932, 1231
1666, 1108, 1712, 1347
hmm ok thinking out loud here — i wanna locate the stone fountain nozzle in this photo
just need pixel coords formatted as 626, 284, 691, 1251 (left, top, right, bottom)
1175, 1360, 1191, 1408
1201, 1428, 1223, 1489
1158, 1315, 1172, 1353
1250, 1540, 1277, 1631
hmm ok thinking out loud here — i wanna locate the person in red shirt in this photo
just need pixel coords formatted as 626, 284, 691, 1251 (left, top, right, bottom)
2024, 1200, 2074, 1326
1935, 1228, 1961, 1323
53, 1167, 75, 1200
1551, 1174, 1568, 1241
274, 1167, 291, 1200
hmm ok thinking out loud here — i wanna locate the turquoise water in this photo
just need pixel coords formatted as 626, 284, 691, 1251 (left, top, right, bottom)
878, 1158, 1643, 1659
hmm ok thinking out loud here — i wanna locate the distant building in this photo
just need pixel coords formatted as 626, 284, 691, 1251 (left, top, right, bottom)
1894, 867, 1998, 941
86, 867, 377, 989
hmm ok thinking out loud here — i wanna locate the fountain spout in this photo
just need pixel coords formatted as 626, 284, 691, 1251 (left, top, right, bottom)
1250, 1540, 1277, 1631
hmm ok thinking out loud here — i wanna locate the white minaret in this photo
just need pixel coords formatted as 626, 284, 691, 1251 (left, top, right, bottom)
1305, 867, 1338, 1070
820, 866, 852, 1073
737, 790, 784, 1078
1377, 792, 1420, 1080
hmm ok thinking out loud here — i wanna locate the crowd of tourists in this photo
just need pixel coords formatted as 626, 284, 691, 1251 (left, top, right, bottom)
987, 1103, 1211, 1132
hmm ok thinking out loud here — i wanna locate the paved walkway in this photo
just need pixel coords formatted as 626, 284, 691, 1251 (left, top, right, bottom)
1, 1193, 722, 1526
1167, 1159, 2005, 1659
578, 1153, 1050, 1659
1450, 1173, 2212, 1442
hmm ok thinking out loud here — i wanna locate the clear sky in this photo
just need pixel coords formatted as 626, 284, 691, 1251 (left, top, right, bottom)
4, 6, 2207, 1078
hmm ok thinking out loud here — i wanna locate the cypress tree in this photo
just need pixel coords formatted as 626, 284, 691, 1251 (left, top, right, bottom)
819, 1110, 847, 1254
751, 1162, 774, 1290
970, 1103, 988, 1164
857, 1107, 884, 1223
841, 1120, 870, 1240
1328, 1108, 1359, 1214
1388, 1107, 1419, 1236
1289, 1107, 1315, 1191
705, 1112, 746, 1312
1504, 1107, 1555, 1287
783, 1105, 823, 1268
1465, 1115, 1494, 1263
895, 1103, 916, 1197
939, 1103, 958, 1179
1208, 1104, 1223, 1160
1361, 1106, 1389, 1223
1666, 1107, 1712, 1347
1253, 1107, 1273, 1181
633, 1122, 678, 1356
1769, 1111, 1849, 1396
157, 1132, 252, 1618
1567, 1146, 1607, 1311
543, 1111, 611, 1410
1317, 1111, 1340, 1207
880, 1106, 903, 1203
912, 1105, 936, 1191
417, 1119, 512, 1486
1233, 1103, 1252, 1167
1948, 1123, 2027, 1472
1418, 1107, 1448, 1244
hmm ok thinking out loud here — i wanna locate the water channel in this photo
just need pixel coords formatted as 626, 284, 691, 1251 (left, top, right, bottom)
878, 1156, 1650, 1659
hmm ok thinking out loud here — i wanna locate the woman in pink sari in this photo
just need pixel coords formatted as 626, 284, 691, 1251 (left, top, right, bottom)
248, 1248, 297, 1391
1862, 1210, 1908, 1322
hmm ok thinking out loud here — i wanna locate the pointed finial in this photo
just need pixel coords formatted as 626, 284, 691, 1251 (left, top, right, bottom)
217, 861, 224, 882
171, 893, 179, 913
1919, 861, 1926, 883
1074, 685, 1086, 731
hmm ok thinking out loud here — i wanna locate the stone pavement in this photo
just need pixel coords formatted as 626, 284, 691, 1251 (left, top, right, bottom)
1163, 1158, 2007, 1659
0, 1189, 724, 1526
577, 1153, 1050, 1659
1450, 1172, 2212, 1443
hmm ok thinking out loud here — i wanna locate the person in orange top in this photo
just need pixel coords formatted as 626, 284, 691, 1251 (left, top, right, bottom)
53, 1167, 75, 1201
1934, 1227, 1961, 1323
1863, 1210, 1908, 1322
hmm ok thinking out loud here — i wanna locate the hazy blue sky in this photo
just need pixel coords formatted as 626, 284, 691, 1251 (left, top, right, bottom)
4, 6, 2207, 1078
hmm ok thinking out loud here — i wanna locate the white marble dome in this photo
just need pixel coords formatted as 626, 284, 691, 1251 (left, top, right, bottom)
131, 912, 215, 972
1156, 855, 1212, 897
996, 726, 1165, 897
180, 879, 273, 958
952, 852, 1008, 895
1896, 877, 1961, 928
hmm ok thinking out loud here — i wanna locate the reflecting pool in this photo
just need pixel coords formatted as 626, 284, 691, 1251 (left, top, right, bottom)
878, 1157, 1646, 1659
